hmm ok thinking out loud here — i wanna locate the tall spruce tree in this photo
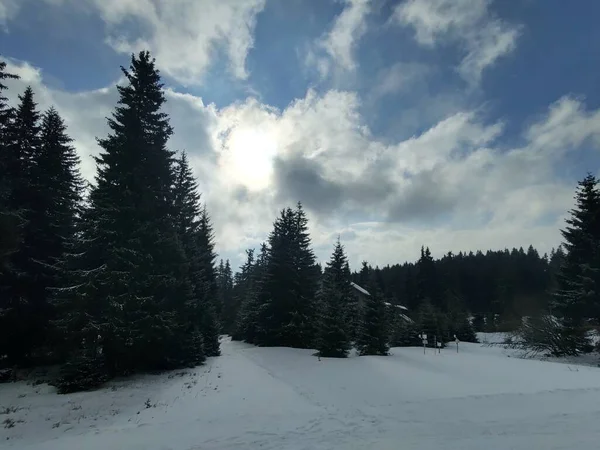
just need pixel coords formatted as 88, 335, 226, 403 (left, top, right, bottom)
0, 61, 20, 270
254, 204, 319, 348
0, 60, 18, 128
26, 107, 84, 359
217, 259, 235, 334
54, 52, 199, 389
553, 175, 600, 326
254, 208, 297, 347
416, 246, 443, 309
234, 243, 270, 343
317, 238, 352, 358
358, 261, 371, 287
1, 86, 43, 364
0, 60, 19, 214
172, 151, 212, 363
233, 248, 257, 341
0, 61, 23, 365
292, 203, 321, 345
196, 206, 221, 356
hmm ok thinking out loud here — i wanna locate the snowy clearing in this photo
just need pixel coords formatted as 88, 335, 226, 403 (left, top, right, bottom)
2, 336, 600, 450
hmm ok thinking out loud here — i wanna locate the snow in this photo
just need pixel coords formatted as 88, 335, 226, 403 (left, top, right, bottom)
477, 331, 509, 345
350, 281, 370, 296
351, 282, 408, 311
3, 337, 600, 449
399, 313, 413, 323
383, 301, 408, 311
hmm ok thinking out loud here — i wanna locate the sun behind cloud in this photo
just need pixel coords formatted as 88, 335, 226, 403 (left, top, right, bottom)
220, 126, 279, 191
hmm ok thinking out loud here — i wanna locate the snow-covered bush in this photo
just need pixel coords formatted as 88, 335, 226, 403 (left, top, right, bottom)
508, 315, 592, 357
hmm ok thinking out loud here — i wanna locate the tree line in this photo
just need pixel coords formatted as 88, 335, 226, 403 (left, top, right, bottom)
226, 205, 390, 358
0, 53, 220, 392
226, 174, 599, 358
353, 244, 561, 332
1, 50, 598, 393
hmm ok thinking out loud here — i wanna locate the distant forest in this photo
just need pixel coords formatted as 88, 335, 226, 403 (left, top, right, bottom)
351, 245, 563, 331
219, 242, 564, 345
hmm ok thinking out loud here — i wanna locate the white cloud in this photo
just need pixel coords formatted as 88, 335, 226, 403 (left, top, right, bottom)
308, 0, 371, 78
394, 0, 521, 85
370, 62, 430, 100
525, 96, 600, 154
4, 58, 600, 271
96, 0, 267, 85
3, 0, 266, 85
0, 0, 19, 28
394, 0, 489, 46
321, 0, 370, 71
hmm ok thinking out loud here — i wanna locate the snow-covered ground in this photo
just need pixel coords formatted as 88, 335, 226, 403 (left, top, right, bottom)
2, 336, 600, 450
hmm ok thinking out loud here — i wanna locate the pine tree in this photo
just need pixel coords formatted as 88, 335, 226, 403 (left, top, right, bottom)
172, 151, 212, 363
0, 60, 19, 166
346, 280, 361, 344
416, 246, 443, 309
548, 246, 566, 293
0, 60, 18, 128
254, 208, 295, 347
0, 60, 21, 270
317, 238, 352, 358
292, 203, 321, 346
26, 107, 84, 360
0, 86, 43, 364
233, 248, 258, 341
552, 174, 600, 354
232, 249, 254, 341
254, 204, 320, 348
357, 277, 389, 356
54, 52, 198, 388
233, 244, 271, 344
217, 259, 235, 334
196, 206, 221, 356
358, 261, 371, 287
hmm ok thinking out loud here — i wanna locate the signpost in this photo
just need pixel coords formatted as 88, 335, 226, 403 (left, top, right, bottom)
436, 341, 441, 354
454, 334, 460, 353
420, 333, 427, 354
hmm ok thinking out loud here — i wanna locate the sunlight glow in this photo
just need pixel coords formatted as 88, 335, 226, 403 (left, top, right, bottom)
222, 127, 278, 191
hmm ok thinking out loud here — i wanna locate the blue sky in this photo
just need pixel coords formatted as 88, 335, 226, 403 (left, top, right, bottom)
2, 0, 600, 270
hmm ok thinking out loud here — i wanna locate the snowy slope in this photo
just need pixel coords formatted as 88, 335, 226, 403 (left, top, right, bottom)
2, 338, 600, 450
